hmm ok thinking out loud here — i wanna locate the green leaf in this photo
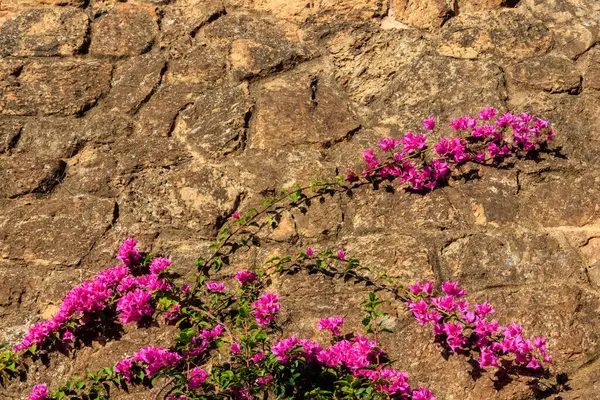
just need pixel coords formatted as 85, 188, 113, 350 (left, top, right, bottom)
212, 258, 223, 272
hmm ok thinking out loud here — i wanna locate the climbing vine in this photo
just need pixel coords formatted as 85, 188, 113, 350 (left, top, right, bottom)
0, 109, 565, 399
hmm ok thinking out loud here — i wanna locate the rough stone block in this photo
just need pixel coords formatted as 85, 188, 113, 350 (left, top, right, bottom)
0, 7, 88, 56
0, 59, 112, 116
90, 3, 157, 57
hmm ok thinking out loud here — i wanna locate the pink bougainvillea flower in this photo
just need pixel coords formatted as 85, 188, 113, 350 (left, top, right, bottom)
255, 374, 273, 386
133, 346, 181, 376
235, 271, 257, 285
116, 289, 154, 324
250, 352, 265, 363
117, 238, 142, 268
28, 384, 49, 400
412, 387, 437, 400
188, 367, 209, 389
377, 137, 401, 152
149, 257, 172, 275
401, 132, 427, 154
317, 316, 344, 335
206, 281, 226, 293
231, 342, 242, 355
252, 293, 280, 326
115, 357, 135, 381
478, 107, 497, 121
422, 116, 435, 131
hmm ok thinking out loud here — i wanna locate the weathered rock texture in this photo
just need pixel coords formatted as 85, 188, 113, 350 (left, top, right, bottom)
1, 0, 600, 399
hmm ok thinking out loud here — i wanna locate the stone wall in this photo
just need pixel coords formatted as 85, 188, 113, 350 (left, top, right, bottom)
1, 0, 600, 398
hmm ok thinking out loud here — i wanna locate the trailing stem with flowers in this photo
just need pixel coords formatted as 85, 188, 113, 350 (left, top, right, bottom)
0, 108, 565, 399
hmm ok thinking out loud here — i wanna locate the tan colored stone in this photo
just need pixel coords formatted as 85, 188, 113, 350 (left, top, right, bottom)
0, 7, 88, 56
134, 84, 200, 136
117, 165, 243, 235
522, 0, 600, 27
60, 132, 185, 198
0, 156, 65, 198
580, 47, 600, 91
198, 12, 315, 81
314, 0, 386, 20
250, 71, 361, 150
0, 1, 86, 30
441, 229, 588, 290
16, 118, 85, 159
0, 118, 22, 154
373, 55, 506, 127
232, 0, 384, 23
0, 59, 112, 116
38, 0, 87, 5
269, 211, 298, 242
89, 3, 157, 57
581, 237, 600, 267
105, 52, 166, 114
230, 39, 278, 79
172, 84, 252, 158
159, 0, 225, 55
507, 55, 581, 93
326, 29, 429, 105
0, 196, 115, 265
166, 42, 228, 86
241, 0, 313, 22
458, 0, 510, 12
0, 113, 135, 198
552, 23, 595, 60
342, 233, 435, 282
517, 172, 600, 228
438, 10, 553, 59
394, 0, 455, 29
224, 147, 339, 195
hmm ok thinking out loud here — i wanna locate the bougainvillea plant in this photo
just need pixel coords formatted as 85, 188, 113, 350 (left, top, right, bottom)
0, 109, 563, 399
347, 108, 555, 191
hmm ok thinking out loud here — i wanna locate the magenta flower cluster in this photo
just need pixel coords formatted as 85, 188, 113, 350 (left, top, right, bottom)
206, 281, 226, 293
187, 324, 224, 358
251, 292, 280, 326
347, 108, 555, 191
21, 228, 556, 399
114, 326, 223, 386
116, 289, 154, 324
271, 336, 324, 364
356, 367, 435, 399
271, 327, 435, 399
115, 346, 182, 380
14, 239, 171, 353
28, 384, 49, 400
117, 238, 142, 268
235, 270, 258, 285
317, 316, 344, 336
188, 367, 209, 389
407, 281, 551, 370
